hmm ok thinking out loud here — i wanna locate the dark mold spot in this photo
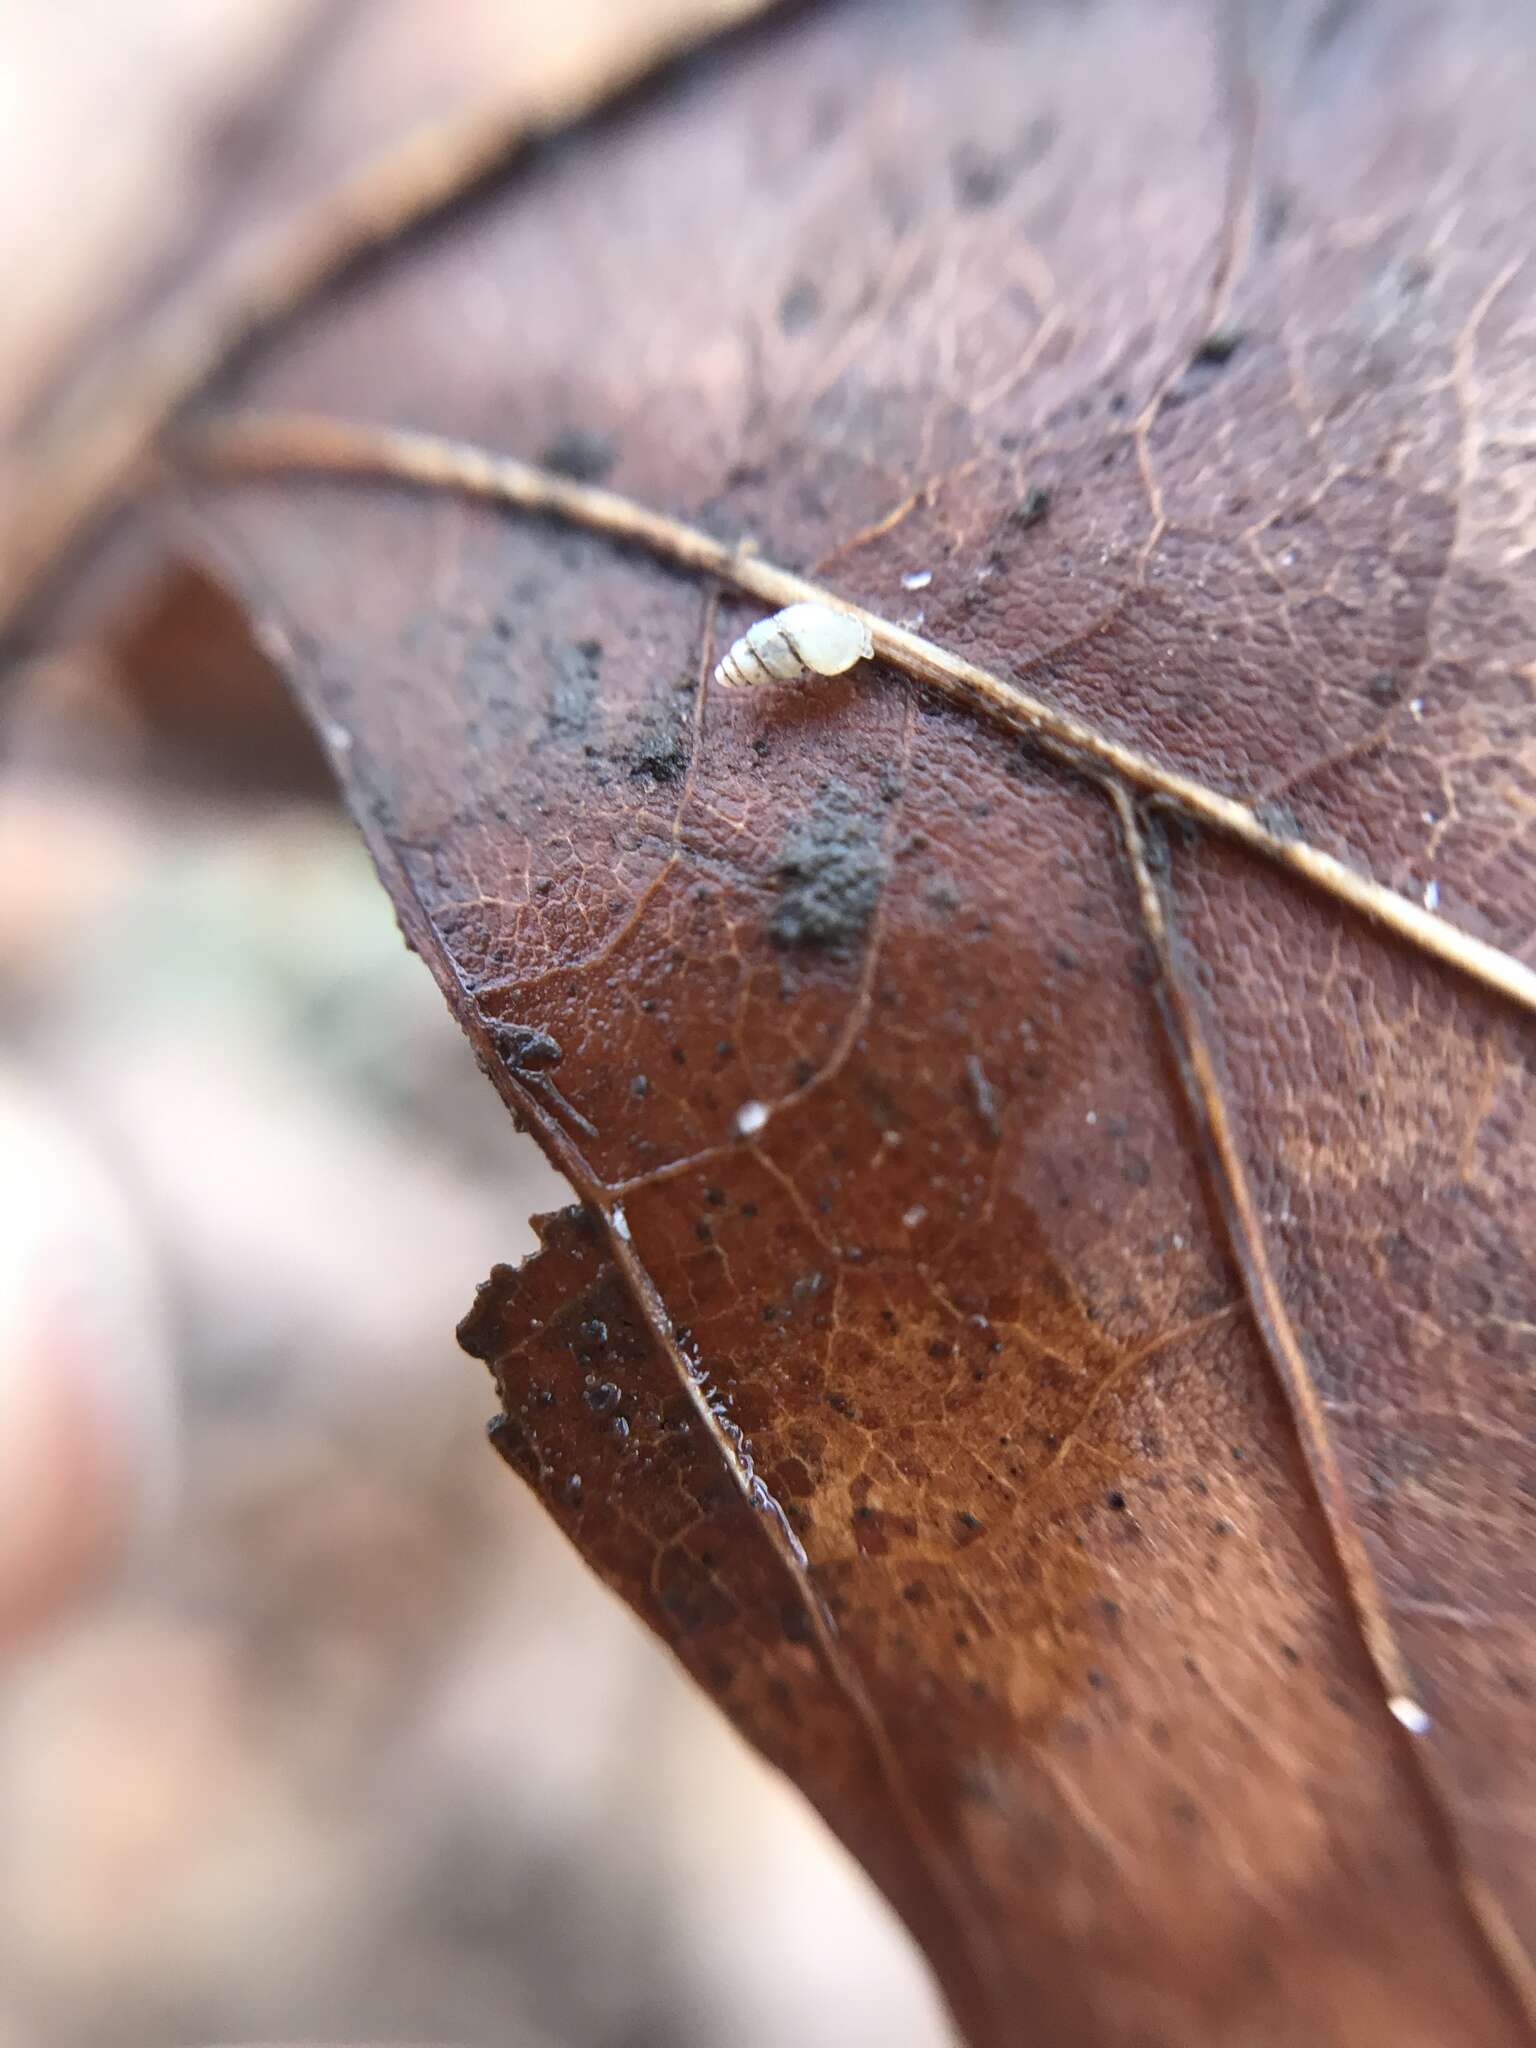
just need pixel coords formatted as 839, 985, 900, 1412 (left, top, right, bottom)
548, 639, 603, 736
1191, 328, 1243, 368
779, 277, 822, 334
1010, 485, 1052, 531
629, 717, 689, 784
1368, 670, 1400, 704
1105, 1490, 1128, 1512
952, 144, 1011, 209
1170, 331, 1245, 406
539, 427, 618, 482
770, 781, 886, 951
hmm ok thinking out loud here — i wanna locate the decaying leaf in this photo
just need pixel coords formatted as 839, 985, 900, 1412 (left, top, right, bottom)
20, 0, 1536, 2042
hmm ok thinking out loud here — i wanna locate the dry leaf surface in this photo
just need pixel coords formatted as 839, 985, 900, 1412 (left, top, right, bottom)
123, 1, 1536, 2042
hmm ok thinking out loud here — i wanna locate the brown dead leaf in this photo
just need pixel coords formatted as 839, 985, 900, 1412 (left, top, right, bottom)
42, 1, 1536, 2043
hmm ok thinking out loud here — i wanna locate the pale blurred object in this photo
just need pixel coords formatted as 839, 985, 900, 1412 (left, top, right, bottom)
0, 1065, 176, 1649
0, 0, 314, 437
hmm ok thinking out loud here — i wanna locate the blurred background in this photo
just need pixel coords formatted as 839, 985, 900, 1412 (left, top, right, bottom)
0, 4, 955, 2044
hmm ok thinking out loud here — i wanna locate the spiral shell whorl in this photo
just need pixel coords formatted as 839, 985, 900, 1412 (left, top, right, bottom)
714, 603, 873, 687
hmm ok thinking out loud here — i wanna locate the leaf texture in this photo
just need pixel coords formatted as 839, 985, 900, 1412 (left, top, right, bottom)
163, 1, 1536, 2040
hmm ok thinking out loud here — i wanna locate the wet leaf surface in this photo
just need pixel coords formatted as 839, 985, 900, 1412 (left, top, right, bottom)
162, 1, 1536, 2041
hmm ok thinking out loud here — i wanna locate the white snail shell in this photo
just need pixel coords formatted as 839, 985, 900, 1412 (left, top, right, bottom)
714, 603, 874, 687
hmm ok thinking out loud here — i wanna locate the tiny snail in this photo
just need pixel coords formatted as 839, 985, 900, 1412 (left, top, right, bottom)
714, 602, 874, 688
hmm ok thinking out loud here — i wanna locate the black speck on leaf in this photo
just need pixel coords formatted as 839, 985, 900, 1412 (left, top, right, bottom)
1191, 328, 1243, 367
952, 144, 1011, 209
629, 718, 689, 783
779, 277, 822, 333
1010, 485, 1052, 531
